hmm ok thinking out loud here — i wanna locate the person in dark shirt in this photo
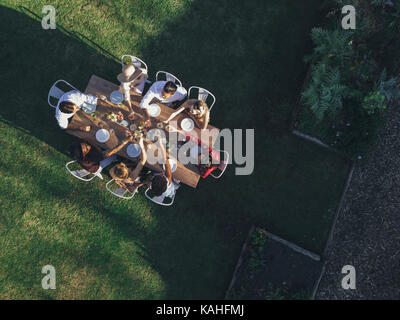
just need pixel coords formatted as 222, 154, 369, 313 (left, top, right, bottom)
70, 141, 118, 174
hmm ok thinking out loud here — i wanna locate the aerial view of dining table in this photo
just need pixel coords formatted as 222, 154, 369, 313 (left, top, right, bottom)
65, 74, 220, 188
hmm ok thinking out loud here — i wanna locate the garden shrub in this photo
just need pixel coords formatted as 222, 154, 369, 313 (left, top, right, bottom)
299, 1, 400, 158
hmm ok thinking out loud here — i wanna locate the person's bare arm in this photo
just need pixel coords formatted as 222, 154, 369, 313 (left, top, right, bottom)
128, 137, 147, 180
165, 106, 185, 123
201, 110, 210, 130
126, 99, 134, 114
67, 123, 91, 132
157, 139, 172, 184
143, 108, 151, 123
105, 135, 133, 158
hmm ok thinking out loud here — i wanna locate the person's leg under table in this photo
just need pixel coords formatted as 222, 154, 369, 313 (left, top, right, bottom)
98, 154, 118, 171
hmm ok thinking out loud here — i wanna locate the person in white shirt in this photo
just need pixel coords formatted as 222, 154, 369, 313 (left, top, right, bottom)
55, 90, 94, 131
140, 81, 187, 122
117, 64, 148, 114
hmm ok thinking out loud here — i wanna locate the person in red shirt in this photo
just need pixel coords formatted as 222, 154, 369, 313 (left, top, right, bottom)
185, 135, 220, 178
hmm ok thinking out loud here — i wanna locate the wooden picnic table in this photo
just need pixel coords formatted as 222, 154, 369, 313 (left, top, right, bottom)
66, 75, 220, 188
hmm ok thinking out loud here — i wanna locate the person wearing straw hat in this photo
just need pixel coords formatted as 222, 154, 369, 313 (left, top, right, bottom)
117, 64, 147, 114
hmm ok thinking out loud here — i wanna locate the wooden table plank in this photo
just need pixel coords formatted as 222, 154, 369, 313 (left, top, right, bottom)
66, 75, 220, 188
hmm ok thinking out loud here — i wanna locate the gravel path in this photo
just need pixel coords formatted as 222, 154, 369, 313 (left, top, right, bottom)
317, 102, 400, 300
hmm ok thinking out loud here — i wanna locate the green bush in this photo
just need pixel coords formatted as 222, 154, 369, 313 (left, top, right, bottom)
302, 63, 347, 121
299, 2, 400, 158
305, 28, 354, 67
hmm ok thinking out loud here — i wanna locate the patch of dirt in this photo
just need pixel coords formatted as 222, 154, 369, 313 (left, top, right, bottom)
228, 228, 324, 300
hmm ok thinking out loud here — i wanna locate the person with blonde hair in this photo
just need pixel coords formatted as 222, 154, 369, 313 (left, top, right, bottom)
109, 136, 149, 193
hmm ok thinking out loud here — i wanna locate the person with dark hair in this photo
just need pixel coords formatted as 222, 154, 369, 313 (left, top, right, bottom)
55, 90, 96, 131
165, 99, 210, 130
148, 137, 180, 197
69, 141, 118, 175
140, 80, 187, 121
109, 136, 149, 193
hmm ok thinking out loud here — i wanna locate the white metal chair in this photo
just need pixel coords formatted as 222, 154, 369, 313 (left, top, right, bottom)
145, 181, 179, 206
210, 150, 229, 179
188, 86, 216, 110
65, 160, 103, 182
48, 80, 78, 108
155, 71, 183, 87
106, 178, 137, 200
121, 54, 148, 73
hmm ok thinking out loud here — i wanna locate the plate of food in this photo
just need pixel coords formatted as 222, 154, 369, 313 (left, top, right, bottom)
126, 143, 141, 158
81, 101, 97, 114
180, 118, 194, 132
147, 104, 161, 117
110, 91, 124, 104
95, 129, 110, 143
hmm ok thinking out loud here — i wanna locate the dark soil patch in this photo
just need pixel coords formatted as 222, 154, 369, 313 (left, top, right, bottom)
227, 227, 324, 300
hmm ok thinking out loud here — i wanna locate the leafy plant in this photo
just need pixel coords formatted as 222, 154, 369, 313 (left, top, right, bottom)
302, 63, 347, 121
362, 69, 400, 115
305, 28, 354, 67
265, 283, 287, 300
362, 91, 386, 115
122, 55, 133, 65
370, 0, 394, 7
375, 68, 400, 102
248, 228, 268, 274
265, 283, 312, 300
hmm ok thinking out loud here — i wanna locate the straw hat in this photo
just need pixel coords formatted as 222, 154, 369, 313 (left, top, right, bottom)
117, 64, 137, 83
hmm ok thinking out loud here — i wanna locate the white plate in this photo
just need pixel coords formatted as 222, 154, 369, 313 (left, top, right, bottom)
147, 104, 161, 117
163, 158, 177, 173
126, 143, 141, 158
120, 120, 129, 127
95, 129, 110, 143
110, 91, 124, 104
81, 101, 97, 114
181, 118, 194, 131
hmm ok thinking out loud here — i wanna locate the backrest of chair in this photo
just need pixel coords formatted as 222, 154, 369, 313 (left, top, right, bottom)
48, 80, 78, 108
65, 160, 95, 181
188, 86, 216, 110
145, 187, 174, 206
121, 55, 148, 72
155, 71, 182, 87
210, 150, 229, 178
106, 179, 135, 199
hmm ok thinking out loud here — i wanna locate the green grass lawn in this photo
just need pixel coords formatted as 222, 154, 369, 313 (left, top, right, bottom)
0, 0, 350, 299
